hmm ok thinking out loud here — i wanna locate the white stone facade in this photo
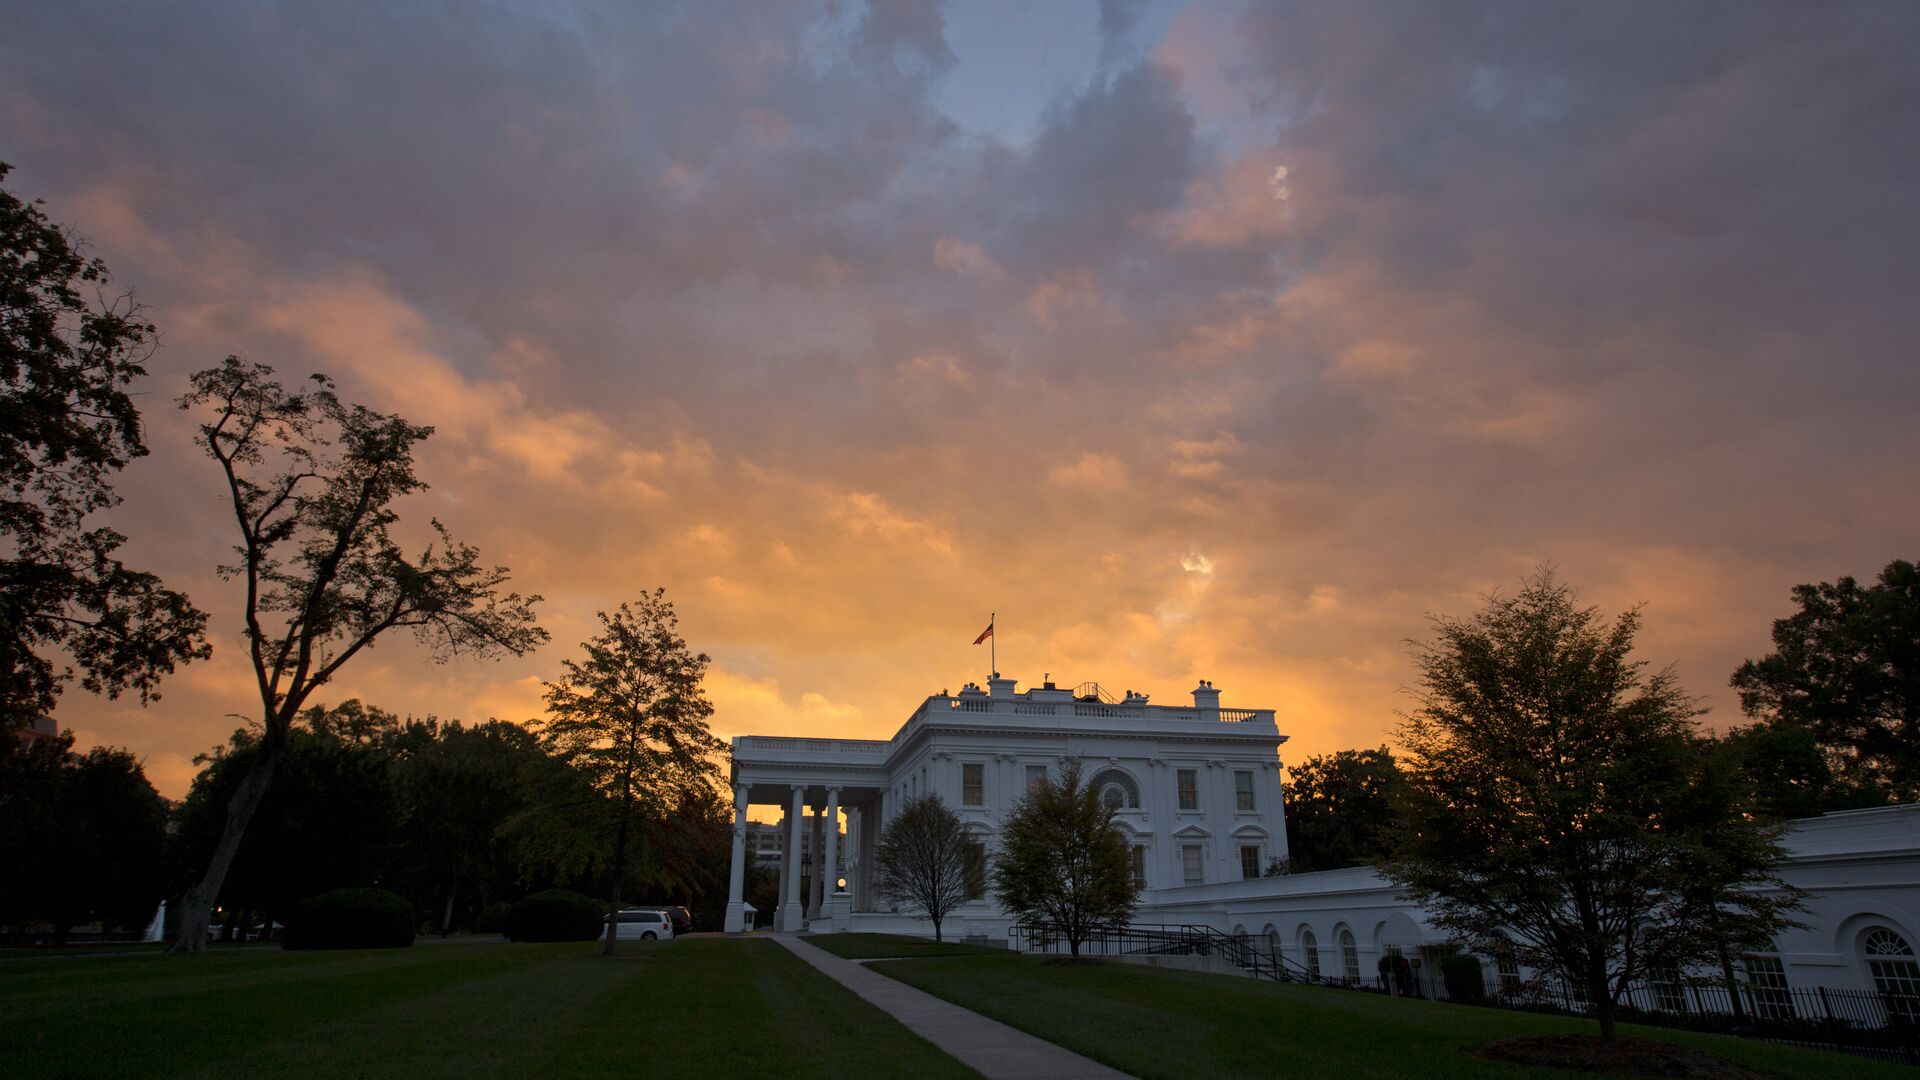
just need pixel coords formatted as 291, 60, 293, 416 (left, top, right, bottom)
722, 673, 1920, 1000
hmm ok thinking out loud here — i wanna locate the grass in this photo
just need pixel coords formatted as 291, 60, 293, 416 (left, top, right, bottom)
869, 952, 1912, 1080
803, 932, 1007, 960
2, 937, 981, 1079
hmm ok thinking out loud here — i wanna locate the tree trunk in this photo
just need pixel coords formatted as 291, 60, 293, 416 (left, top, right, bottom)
1719, 947, 1750, 1027
441, 884, 457, 937
171, 750, 281, 954
932, 916, 942, 943
603, 786, 632, 958
1589, 958, 1616, 1042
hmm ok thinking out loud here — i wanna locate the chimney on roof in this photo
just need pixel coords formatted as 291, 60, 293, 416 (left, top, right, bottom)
1192, 680, 1221, 720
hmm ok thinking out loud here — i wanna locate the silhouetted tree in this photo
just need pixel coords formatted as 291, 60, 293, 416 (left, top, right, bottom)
538, 591, 721, 956
1732, 559, 1920, 804
992, 762, 1137, 957
171, 359, 546, 951
1283, 747, 1405, 872
0, 729, 167, 942
1389, 570, 1793, 1042
875, 794, 972, 942
0, 162, 208, 729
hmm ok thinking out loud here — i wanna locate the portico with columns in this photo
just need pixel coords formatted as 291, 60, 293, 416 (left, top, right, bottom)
724, 674, 1288, 935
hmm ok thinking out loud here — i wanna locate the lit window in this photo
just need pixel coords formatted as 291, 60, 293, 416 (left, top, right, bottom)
1181, 843, 1204, 885
1234, 770, 1255, 812
1742, 956, 1792, 1021
1026, 765, 1047, 792
1177, 769, 1199, 810
1240, 844, 1262, 880
962, 763, 984, 806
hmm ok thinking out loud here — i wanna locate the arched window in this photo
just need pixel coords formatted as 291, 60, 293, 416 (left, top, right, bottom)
1301, 928, 1320, 981
1864, 927, 1920, 1020
1338, 926, 1360, 985
1091, 769, 1141, 811
1265, 927, 1281, 959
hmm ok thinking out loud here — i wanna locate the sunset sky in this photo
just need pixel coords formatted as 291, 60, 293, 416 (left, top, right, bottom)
4, 1, 1917, 801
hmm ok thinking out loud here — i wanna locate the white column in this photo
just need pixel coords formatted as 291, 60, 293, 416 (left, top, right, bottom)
809, 806, 826, 921
773, 809, 790, 927
823, 787, 843, 896
781, 785, 806, 931
725, 783, 749, 933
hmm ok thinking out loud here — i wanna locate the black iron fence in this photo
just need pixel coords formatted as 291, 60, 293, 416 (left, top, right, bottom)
1009, 921, 1920, 1065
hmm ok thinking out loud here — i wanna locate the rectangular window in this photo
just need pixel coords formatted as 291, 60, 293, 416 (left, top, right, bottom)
1497, 952, 1522, 997
1239, 844, 1262, 879
1181, 844, 1204, 885
1234, 770, 1256, 812
1177, 769, 1199, 810
1743, 956, 1793, 1021
1026, 765, 1047, 792
962, 763, 984, 806
963, 840, 987, 900
1130, 846, 1147, 889
1652, 968, 1686, 1013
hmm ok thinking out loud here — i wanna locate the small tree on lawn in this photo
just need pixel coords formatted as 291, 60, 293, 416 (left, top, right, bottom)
1388, 569, 1795, 1042
991, 761, 1136, 958
874, 794, 972, 942
171, 358, 547, 952
538, 591, 722, 956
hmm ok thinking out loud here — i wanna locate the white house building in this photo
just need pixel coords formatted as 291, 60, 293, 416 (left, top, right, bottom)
722, 672, 1920, 1005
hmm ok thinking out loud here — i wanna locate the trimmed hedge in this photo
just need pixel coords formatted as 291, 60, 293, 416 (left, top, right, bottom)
284, 887, 416, 950
1441, 952, 1486, 1003
504, 890, 603, 942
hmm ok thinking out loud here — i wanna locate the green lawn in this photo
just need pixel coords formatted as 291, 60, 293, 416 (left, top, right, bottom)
804, 932, 1007, 960
870, 953, 1910, 1080
2, 938, 981, 1079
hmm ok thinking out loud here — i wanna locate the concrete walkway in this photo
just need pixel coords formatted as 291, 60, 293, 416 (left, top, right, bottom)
774, 934, 1135, 1080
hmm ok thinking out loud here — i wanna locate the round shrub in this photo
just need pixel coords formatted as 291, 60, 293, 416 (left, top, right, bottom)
504, 889, 603, 942
284, 887, 416, 950
1441, 952, 1487, 1004
473, 901, 511, 934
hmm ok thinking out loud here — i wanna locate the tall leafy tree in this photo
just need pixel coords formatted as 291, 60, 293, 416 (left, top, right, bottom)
1389, 570, 1793, 1041
171, 701, 405, 939
1282, 746, 1404, 872
1731, 558, 1919, 803
992, 761, 1137, 958
0, 730, 168, 943
387, 717, 549, 934
171, 358, 547, 952
538, 591, 722, 956
0, 162, 208, 728
1666, 735, 1806, 1026
874, 794, 973, 942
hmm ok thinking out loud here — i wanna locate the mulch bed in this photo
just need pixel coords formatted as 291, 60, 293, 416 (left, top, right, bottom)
1476, 1035, 1771, 1079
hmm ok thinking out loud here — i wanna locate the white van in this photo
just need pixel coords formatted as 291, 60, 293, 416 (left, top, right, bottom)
607, 908, 674, 941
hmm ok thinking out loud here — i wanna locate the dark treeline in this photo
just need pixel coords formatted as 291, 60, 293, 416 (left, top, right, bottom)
0, 699, 732, 944
170, 700, 733, 941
